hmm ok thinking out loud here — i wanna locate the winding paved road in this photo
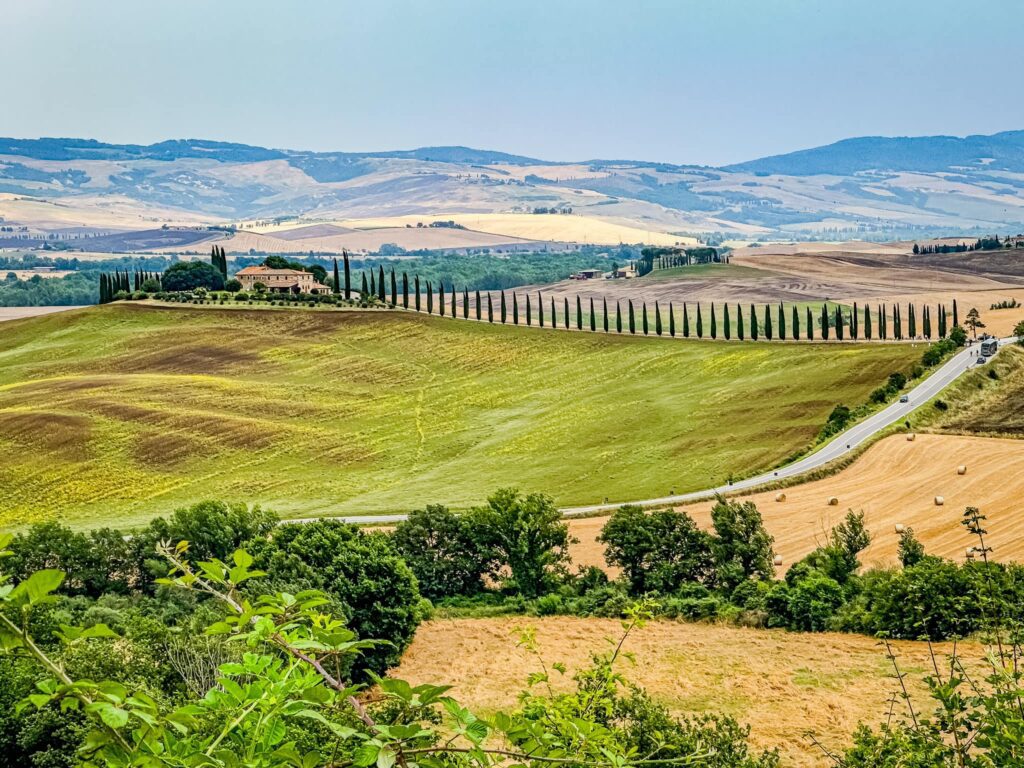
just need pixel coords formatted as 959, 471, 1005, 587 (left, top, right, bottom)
312, 337, 1016, 525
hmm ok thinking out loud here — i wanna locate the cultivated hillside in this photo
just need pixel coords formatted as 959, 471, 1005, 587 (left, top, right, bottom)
2, 132, 1024, 243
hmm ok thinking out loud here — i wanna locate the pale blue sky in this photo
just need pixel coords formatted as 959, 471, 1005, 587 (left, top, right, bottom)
7, 0, 1023, 165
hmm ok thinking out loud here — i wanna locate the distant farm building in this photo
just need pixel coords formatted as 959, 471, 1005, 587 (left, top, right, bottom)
570, 269, 605, 280
610, 265, 637, 279
235, 265, 331, 294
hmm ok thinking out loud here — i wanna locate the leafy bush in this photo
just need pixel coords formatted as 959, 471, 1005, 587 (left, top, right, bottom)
161, 260, 225, 292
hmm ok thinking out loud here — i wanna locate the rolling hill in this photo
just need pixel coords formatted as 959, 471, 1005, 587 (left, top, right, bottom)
0, 304, 918, 529
2, 132, 1024, 246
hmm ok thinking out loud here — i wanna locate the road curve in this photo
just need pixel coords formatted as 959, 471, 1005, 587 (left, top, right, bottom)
302, 337, 1016, 526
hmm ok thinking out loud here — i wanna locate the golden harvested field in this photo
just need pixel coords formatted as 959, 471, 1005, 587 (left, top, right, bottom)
395, 617, 973, 767
567, 432, 1024, 573
0, 192, 207, 230
0, 306, 85, 322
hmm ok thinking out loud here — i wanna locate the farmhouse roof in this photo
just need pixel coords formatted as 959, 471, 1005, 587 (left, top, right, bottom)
236, 265, 309, 277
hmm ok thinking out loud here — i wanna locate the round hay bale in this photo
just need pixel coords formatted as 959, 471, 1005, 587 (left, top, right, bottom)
906, 433, 916, 441
894, 523, 905, 533
934, 495, 945, 506
957, 465, 967, 475
966, 547, 976, 559
773, 555, 783, 567
827, 496, 839, 506
775, 492, 787, 502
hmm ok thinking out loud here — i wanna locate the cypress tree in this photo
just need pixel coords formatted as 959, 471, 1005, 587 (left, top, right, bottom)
487, 293, 494, 323
682, 303, 690, 337
864, 304, 872, 340
439, 282, 446, 316
475, 290, 482, 320
894, 304, 902, 340
377, 266, 385, 302
603, 297, 609, 332
710, 303, 716, 339
427, 282, 434, 314
628, 300, 636, 334
939, 305, 947, 338
879, 305, 887, 340
851, 302, 858, 339
835, 306, 844, 341
512, 293, 519, 325
806, 307, 813, 340
463, 289, 469, 319
590, 297, 596, 332
370, 271, 376, 298
923, 306, 931, 339
778, 302, 785, 340
344, 251, 351, 299
750, 304, 758, 341
764, 304, 772, 341
526, 294, 532, 326
500, 291, 507, 323
616, 301, 622, 333
333, 258, 341, 295
451, 284, 457, 317
655, 301, 662, 336
953, 299, 959, 327
564, 298, 569, 329
908, 304, 916, 338
642, 302, 649, 335
576, 295, 583, 330
737, 304, 744, 340
792, 305, 799, 340
669, 302, 676, 337
390, 269, 398, 306
361, 272, 369, 299
537, 293, 544, 327
551, 296, 556, 328
821, 305, 829, 340
414, 276, 421, 311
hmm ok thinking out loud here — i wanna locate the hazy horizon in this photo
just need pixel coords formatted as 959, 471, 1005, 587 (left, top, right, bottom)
8, 0, 1024, 166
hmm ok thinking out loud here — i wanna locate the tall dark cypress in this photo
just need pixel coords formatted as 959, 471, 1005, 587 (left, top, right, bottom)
476, 290, 482, 320
923, 306, 931, 339
724, 303, 731, 340
710, 303, 716, 339
439, 282, 446, 316
682, 303, 690, 337
851, 302, 858, 340
879, 305, 886, 339
526, 294, 532, 326
737, 304, 744, 340
513, 293, 519, 325
778, 302, 785, 340
764, 304, 772, 341
576, 296, 583, 330
806, 307, 813, 340
820, 305, 829, 340
952, 299, 959, 327
402, 273, 410, 308
378, 267, 386, 302
427, 282, 434, 314
463, 289, 469, 319
361, 272, 369, 299
655, 301, 662, 336
538, 292, 544, 326
333, 258, 341, 295
391, 269, 398, 306
835, 306, 844, 341
894, 304, 902, 340
628, 300, 636, 334
451, 285, 457, 317
414, 275, 421, 311
864, 304, 872, 340
500, 291, 507, 323
590, 298, 596, 332
696, 303, 703, 338
669, 302, 676, 337
343, 251, 352, 299
642, 302, 649, 335
792, 305, 799, 340
551, 297, 556, 328
938, 305, 947, 338
564, 298, 569, 329
487, 293, 494, 323
603, 297, 609, 332
616, 300, 622, 333
751, 304, 759, 340
908, 304, 916, 338
369, 271, 376, 298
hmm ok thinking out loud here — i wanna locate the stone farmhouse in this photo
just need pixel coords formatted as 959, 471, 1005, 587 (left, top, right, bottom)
235, 265, 332, 295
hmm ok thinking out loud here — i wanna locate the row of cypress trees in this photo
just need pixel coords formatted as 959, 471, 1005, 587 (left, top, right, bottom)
211, 246, 228, 279
98, 269, 163, 303
348, 264, 963, 343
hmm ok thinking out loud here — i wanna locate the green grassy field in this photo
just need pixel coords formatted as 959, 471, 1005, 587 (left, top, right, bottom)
0, 304, 920, 529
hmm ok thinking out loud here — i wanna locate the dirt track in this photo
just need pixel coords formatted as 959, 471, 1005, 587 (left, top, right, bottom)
568, 433, 1024, 571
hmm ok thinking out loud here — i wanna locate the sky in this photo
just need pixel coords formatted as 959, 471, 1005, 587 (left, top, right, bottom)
6, 0, 1024, 166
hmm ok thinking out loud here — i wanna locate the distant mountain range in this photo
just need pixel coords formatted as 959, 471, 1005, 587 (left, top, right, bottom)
2, 131, 1024, 239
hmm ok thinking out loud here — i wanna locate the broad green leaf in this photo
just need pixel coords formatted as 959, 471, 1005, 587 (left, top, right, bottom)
11, 570, 64, 606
